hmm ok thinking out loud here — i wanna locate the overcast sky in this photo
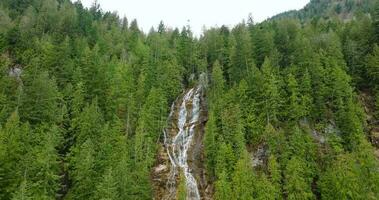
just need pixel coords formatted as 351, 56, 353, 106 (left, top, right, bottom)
76, 0, 310, 35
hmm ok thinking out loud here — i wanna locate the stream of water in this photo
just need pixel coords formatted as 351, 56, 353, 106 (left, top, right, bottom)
164, 86, 201, 200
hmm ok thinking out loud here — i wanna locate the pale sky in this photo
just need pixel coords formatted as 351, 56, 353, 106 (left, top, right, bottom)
75, 0, 310, 35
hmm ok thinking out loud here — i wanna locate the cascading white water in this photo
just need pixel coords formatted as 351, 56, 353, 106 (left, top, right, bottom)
164, 87, 202, 200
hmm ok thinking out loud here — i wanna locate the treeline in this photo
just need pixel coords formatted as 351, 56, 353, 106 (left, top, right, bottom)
204, 2, 379, 199
0, 0, 189, 199
0, 0, 379, 199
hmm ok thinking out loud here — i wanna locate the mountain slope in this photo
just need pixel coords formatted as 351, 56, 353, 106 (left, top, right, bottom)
272, 0, 376, 21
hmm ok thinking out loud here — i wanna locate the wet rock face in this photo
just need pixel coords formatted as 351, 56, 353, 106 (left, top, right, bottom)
152, 86, 209, 200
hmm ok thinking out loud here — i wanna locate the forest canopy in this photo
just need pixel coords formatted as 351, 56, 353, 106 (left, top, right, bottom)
0, 0, 379, 199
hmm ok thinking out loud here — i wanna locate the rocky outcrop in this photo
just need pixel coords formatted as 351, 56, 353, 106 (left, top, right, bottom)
152, 85, 209, 200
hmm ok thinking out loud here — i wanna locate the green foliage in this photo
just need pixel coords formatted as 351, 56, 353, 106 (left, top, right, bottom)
68, 139, 96, 199
261, 57, 282, 124
286, 73, 302, 122
210, 60, 225, 102
319, 142, 379, 200
135, 87, 167, 167
204, 111, 218, 179
231, 151, 254, 200
177, 172, 187, 200
366, 44, 379, 89
229, 23, 252, 83
268, 155, 281, 199
283, 157, 315, 200
221, 103, 245, 157
19, 70, 61, 124
214, 170, 232, 200
95, 168, 118, 200
1, 0, 379, 199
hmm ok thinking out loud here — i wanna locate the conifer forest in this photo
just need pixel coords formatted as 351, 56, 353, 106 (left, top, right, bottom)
1, 0, 379, 199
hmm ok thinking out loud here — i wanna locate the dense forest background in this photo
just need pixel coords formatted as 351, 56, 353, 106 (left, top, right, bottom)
1, 0, 379, 199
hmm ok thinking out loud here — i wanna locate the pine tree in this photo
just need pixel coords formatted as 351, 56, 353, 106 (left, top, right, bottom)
253, 174, 278, 200
11, 179, 32, 200
95, 168, 118, 200
286, 73, 301, 122
157, 60, 183, 102
366, 44, 379, 89
373, 1, 379, 44
27, 125, 61, 198
68, 139, 96, 199
204, 111, 218, 180
300, 69, 312, 119
221, 103, 245, 158
232, 151, 254, 200
0, 112, 29, 199
261, 57, 281, 125
210, 60, 225, 102
319, 144, 379, 200
335, 99, 364, 151
215, 142, 235, 178
73, 99, 104, 146
268, 155, 282, 199
251, 27, 275, 67
20, 70, 60, 124
229, 23, 252, 84
214, 170, 232, 200
283, 157, 314, 200
134, 87, 167, 167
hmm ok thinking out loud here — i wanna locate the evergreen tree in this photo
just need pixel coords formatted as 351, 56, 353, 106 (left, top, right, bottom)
221, 103, 245, 158
261, 57, 281, 124
286, 73, 302, 122
366, 44, 379, 89
210, 60, 225, 101
231, 151, 254, 200
300, 68, 312, 119
268, 155, 282, 199
373, 1, 379, 44
0, 112, 31, 199
95, 168, 118, 200
20, 70, 60, 124
229, 23, 252, 84
11, 179, 32, 200
204, 111, 218, 180
134, 87, 166, 167
319, 144, 379, 200
0, 1, 379, 199
73, 99, 103, 146
283, 157, 314, 200
215, 142, 235, 178
214, 170, 232, 200
68, 139, 96, 199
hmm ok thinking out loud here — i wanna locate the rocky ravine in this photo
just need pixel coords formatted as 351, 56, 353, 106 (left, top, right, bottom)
152, 85, 210, 200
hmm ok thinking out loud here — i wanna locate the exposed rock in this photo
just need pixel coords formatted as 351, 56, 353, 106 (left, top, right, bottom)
8, 65, 22, 78
251, 145, 269, 168
375, 149, 379, 160
152, 86, 210, 200
155, 164, 167, 173
312, 129, 326, 144
371, 130, 379, 148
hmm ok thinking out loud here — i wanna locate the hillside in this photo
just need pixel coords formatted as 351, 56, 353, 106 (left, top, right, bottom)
272, 0, 376, 21
0, 0, 379, 199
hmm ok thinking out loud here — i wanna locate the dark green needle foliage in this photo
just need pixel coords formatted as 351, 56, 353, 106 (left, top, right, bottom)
0, 0, 379, 199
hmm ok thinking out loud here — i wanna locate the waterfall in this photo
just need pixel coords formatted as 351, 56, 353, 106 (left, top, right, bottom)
164, 86, 202, 200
